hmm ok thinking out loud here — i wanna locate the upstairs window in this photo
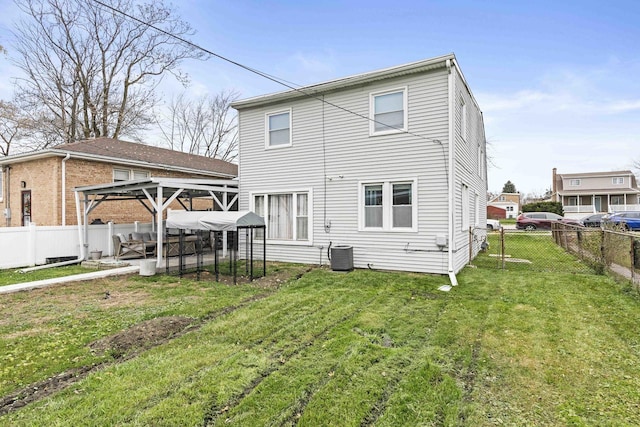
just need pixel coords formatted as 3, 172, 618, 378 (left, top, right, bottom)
266, 110, 291, 148
569, 179, 581, 186
370, 88, 407, 135
612, 177, 624, 185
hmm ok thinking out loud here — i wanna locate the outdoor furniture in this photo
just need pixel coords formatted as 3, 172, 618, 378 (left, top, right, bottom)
112, 233, 147, 260
163, 235, 198, 257
131, 232, 157, 257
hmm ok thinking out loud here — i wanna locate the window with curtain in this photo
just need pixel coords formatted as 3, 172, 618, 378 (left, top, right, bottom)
267, 110, 291, 147
253, 191, 310, 241
370, 88, 407, 134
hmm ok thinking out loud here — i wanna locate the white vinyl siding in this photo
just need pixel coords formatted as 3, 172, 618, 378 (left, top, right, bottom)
237, 62, 485, 275
370, 87, 407, 135
266, 110, 292, 148
359, 180, 417, 232
461, 184, 469, 232
252, 190, 310, 243
460, 97, 467, 140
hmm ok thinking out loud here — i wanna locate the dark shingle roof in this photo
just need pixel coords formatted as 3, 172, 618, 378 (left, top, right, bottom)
54, 138, 237, 177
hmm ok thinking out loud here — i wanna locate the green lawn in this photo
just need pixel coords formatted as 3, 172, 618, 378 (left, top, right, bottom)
0, 264, 89, 287
1, 249, 640, 425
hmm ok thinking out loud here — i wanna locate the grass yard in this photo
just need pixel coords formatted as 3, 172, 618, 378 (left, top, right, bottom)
1, 248, 640, 425
0, 265, 89, 287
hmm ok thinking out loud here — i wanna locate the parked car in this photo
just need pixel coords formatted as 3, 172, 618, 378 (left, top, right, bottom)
580, 213, 606, 227
487, 219, 501, 231
602, 211, 640, 231
516, 212, 581, 230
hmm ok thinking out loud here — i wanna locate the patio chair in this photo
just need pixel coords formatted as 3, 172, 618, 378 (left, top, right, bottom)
131, 232, 157, 257
112, 233, 146, 260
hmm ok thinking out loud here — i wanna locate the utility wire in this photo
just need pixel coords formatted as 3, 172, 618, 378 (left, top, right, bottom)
90, 0, 445, 146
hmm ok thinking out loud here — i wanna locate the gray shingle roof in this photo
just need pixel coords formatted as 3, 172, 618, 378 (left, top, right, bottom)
54, 138, 237, 177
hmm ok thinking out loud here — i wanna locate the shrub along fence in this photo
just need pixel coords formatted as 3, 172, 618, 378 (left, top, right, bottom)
471, 225, 640, 287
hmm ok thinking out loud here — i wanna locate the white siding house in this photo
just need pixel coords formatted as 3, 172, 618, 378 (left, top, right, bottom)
232, 54, 487, 284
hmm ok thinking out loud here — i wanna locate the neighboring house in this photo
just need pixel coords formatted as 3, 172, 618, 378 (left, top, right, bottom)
488, 192, 520, 219
487, 205, 507, 220
552, 168, 640, 218
0, 138, 237, 227
232, 54, 487, 282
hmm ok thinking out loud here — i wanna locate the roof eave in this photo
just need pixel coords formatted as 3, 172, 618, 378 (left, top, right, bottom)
231, 53, 455, 110
0, 148, 236, 178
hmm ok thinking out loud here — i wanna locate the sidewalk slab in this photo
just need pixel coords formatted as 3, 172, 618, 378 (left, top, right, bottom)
0, 266, 140, 295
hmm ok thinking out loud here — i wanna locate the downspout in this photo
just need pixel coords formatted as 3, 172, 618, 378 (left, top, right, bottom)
4, 166, 10, 227
61, 153, 71, 226
447, 58, 458, 287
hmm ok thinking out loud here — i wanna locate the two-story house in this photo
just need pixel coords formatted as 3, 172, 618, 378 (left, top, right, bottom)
232, 54, 487, 283
0, 138, 237, 227
488, 192, 520, 219
552, 168, 640, 218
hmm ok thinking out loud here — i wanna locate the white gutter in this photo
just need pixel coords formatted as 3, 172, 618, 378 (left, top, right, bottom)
61, 153, 71, 226
447, 59, 458, 287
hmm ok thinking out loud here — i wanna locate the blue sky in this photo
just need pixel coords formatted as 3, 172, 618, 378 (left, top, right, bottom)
1, 0, 639, 195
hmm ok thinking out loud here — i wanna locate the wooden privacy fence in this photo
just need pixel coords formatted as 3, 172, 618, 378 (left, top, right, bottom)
0, 222, 153, 270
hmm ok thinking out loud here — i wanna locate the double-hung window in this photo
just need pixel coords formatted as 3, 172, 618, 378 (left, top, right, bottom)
253, 190, 310, 242
370, 88, 407, 135
360, 180, 416, 231
612, 177, 624, 185
266, 110, 291, 148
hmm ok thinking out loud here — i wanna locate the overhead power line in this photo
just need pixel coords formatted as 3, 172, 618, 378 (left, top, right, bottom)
90, 0, 445, 145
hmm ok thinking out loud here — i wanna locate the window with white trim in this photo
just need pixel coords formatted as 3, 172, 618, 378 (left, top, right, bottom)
370, 88, 407, 135
569, 179, 581, 186
611, 195, 624, 205
360, 180, 416, 231
253, 191, 310, 242
266, 110, 291, 148
113, 168, 150, 182
612, 177, 624, 185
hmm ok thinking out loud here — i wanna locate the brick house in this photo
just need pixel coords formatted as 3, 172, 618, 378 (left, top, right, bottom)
0, 138, 237, 227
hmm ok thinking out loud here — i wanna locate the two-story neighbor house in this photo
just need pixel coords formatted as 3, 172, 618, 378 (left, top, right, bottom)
232, 54, 487, 284
0, 138, 237, 227
552, 168, 640, 218
488, 192, 520, 219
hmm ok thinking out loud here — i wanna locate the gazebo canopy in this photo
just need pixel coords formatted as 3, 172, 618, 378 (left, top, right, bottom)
166, 210, 265, 231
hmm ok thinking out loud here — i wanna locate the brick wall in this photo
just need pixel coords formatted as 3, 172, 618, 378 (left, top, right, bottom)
1, 156, 233, 227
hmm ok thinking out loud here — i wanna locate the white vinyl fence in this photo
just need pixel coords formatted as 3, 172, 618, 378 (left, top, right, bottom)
0, 222, 153, 270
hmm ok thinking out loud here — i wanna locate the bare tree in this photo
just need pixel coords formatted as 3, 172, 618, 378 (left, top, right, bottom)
11, 0, 204, 146
157, 90, 239, 162
0, 100, 26, 156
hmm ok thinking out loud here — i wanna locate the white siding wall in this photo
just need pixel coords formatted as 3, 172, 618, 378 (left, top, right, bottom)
238, 64, 485, 275
451, 68, 487, 273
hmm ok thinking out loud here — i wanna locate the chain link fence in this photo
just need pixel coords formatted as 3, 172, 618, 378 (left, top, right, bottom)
470, 224, 640, 286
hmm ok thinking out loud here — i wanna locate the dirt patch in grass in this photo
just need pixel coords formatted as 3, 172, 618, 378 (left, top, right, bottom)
1, 265, 314, 417
89, 316, 195, 358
